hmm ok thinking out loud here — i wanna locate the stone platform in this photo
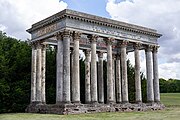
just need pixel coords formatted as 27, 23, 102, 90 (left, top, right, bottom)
26, 103, 165, 115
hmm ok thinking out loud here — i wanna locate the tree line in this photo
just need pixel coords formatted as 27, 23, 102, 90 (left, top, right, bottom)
0, 31, 179, 113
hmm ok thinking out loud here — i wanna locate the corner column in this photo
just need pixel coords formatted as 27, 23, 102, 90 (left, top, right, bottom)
72, 32, 81, 103
31, 43, 37, 103
145, 45, 154, 103
36, 42, 42, 103
56, 33, 63, 104
121, 41, 129, 103
105, 38, 114, 103
63, 30, 71, 103
41, 44, 46, 104
85, 50, 91, 103
98, 51, 104, 103
134, 43, 142, 103
89, 35, 98, 103
153, 46, 160, 102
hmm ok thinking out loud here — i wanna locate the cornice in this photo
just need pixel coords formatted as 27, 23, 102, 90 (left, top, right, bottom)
27, 9, 162, 38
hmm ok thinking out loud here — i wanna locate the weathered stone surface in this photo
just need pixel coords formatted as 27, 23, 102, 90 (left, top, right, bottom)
85, 50, 91, 103
98, 52, 104, 103
145, 45, 154, 103
31, 44, 37, 103
56, 34, 63, 104
121, 41, 129, 103
26, 103, 165, 115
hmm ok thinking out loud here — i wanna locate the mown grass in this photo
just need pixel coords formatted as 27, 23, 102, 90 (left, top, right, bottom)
161, 93, 180, 106
0, 93, 180, 120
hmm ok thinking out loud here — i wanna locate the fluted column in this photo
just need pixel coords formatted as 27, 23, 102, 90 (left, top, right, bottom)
85, 50, 91, 103
116, 53, 122, 103
31, 43, 37, 103
72, 32, 81, 103
41, 44, 46, 104
89, 35, 98, 103
36, 42, 42, 103
63, 30, 71, 103
145, 45, 154, 103
153, 46, 160, 102
98, 51, 104, 103
56, 33, 63, 104
105, 37, 114, 103
134, 43, 142, 103
121, 41, 129, 103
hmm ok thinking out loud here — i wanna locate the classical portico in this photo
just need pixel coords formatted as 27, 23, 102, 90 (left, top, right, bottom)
26, 9, 164, 114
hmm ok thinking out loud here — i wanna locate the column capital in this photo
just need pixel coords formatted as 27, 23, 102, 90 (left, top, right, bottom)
120, 40, 129, 47
97, 51, 103, 58
145, 45, 154, 52
88, 34, 99, 43
55, 31, 63, 40
63, 29, 71, 38
153, 45, 160, 53
30, 42, 37, 48
73, 31, 81, 41
134, 42, 142, 50
104, 37, 114, 45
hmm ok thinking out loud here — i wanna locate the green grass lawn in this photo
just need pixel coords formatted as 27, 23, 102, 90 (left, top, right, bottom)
0, 93, 180, 120
161, 93, 180, 106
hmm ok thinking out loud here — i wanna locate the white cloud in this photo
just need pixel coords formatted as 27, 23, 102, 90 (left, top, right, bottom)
106, 0, 180, 79
0, 0, 68, 40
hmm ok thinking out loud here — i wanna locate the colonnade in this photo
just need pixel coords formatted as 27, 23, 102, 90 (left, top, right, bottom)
30, 30, 160, 105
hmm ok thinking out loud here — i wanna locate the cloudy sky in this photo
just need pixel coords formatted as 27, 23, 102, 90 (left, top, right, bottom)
0, 0, 180, 79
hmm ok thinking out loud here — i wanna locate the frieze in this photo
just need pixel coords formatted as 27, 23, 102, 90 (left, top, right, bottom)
37, 24, 57, 37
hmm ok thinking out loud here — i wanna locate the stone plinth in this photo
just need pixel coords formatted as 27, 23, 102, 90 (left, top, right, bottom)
26, 103, 165, 115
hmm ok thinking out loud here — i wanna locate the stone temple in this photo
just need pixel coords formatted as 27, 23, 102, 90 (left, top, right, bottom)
26, 9, 164, 114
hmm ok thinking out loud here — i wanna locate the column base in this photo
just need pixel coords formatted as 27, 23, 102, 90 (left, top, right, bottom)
63, 101, 71, 104
91, 101, 98, 104
31, 101, 42, 105
72, 101, 81, 104
122, 101, 129, 104
135, 101, 142, 104
106, 101, 115, 104
56, 101, 63, 105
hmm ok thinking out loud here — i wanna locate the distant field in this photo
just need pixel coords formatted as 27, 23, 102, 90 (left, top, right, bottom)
0, 93, 180, 120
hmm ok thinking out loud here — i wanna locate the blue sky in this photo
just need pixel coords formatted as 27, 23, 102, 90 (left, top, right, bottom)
62, 0, 110, 18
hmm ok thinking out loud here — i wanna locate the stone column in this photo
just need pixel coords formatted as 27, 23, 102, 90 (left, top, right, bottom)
36, 42, 42, 103
41, 44, 46, 104
121, 41, 129, 103
85, 50, 91, 103
153, 46, 160, 102
105, 37, 114, 103
31, 43, 37, 103
134, 43, 142, 103
145, 45, 154, 103
56, 33, 63, 104
63, 30, 71, 103
116, 53, 122, 103
70, 48, 73, 102
98, 51, 104, 103
72, 32, 81, 103
112, 54, 116, 102
89, 35, 98, 103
